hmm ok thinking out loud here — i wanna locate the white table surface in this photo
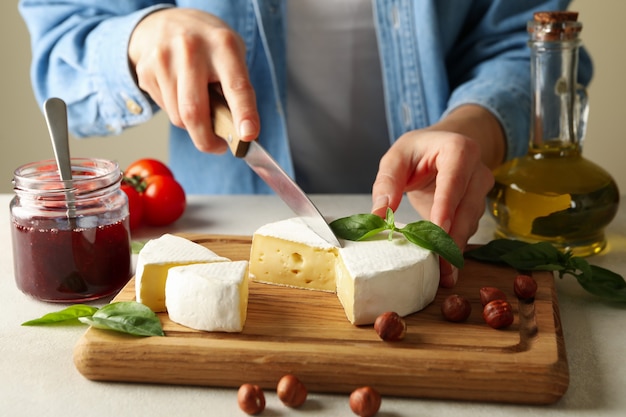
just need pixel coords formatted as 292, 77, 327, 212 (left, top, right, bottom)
1, 193, 625, 417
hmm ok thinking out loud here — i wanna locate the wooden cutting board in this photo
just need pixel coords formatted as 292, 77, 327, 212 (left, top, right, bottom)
73, 234, 568, 405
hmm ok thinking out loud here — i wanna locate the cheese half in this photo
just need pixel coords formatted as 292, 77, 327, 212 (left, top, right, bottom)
135, 234, 230, 312
165, 261, 249, 332
249, 218, 439, 325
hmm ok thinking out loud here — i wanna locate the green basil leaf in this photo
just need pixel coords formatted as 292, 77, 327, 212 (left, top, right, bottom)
131, 240, 147, 254
330, 214, 387, 241
330, 212, 463, 268
499, 241, 563, 271
22, 304, 99, 326
464, 239, 531, 263
574, 265, 626, 302
589, 265, 626, 289
358, 227, 390, 241
400, 221, 464, 269
78, 301, 164, 337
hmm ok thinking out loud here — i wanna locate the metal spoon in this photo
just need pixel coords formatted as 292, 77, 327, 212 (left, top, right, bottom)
44, 97, 75, 218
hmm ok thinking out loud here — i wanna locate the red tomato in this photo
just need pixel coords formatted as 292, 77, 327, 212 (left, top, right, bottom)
121, 183, 144, 230
125, 158, 173, 180
142, 175, 186, 226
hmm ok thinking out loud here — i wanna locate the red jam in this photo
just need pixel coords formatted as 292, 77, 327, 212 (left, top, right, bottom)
11, 158, 132, 302
11, 219, 132, 302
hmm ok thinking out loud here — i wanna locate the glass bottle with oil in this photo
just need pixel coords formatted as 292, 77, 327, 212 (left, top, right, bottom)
488, 11, 619, 257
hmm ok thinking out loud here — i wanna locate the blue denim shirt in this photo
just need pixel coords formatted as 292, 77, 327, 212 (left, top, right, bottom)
19, 0, 592, 194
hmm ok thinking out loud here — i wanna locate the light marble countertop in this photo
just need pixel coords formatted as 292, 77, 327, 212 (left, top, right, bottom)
1, 193, 624, 417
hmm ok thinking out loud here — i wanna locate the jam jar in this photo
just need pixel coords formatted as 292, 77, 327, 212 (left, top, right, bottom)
10, 158, 132, 302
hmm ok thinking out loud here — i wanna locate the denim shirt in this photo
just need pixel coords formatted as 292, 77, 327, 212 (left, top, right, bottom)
19, 0, 592, 194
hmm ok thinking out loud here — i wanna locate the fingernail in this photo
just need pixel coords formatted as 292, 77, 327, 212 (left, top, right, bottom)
372, 195, 389, 212
239, 120, 256, 139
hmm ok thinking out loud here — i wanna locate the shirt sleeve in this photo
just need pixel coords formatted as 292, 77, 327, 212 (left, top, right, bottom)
18, 1, 175, 137
441, 0, 593, 160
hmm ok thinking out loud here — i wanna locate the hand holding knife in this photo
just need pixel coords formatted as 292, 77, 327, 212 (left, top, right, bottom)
209, 85, 341, 247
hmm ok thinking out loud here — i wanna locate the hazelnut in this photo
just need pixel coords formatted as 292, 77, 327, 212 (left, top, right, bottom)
479, 286, 507, 306
374, 311, 407, 341
441, 294, 471, 322
482, 299, 514, 329
237, 383, 265, 415
349, 386, 382, 417
277, 374, 307, 408
514, 274, 538, 300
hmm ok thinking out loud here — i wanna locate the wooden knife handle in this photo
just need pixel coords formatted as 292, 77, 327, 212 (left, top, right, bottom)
209, 84, 250, 158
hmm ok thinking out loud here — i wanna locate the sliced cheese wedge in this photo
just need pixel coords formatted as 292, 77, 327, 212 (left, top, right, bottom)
249, 218, 439, 325
135, 234, 230, 312
165, 261, 249, 332
249, 218, 338, 291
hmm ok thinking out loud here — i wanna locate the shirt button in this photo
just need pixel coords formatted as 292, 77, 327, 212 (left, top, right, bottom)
391, 5, 400, 29
402, 103, 412, 126
125, 98, 143, 115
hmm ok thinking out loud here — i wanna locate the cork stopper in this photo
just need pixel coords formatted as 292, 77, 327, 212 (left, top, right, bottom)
533, 11, 578, 23
529, 11, 582, 41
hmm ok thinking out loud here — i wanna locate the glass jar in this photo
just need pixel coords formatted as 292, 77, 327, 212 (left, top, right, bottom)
10, 158, 132, 302
488, 11, 619, 257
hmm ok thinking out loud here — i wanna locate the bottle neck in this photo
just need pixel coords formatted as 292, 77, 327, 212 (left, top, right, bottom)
527, 18, 584, 157
529, 39, 581, 156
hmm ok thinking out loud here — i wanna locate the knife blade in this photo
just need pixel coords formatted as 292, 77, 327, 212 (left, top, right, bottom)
209, 86, 341, 247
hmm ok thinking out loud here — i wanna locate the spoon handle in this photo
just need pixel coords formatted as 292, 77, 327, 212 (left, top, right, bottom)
44, 98, 73, 183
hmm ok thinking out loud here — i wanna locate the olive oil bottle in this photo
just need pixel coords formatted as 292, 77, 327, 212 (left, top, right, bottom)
488, 12, 619, 256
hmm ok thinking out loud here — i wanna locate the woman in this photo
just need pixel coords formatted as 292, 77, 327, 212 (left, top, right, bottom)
18, 0, 592, 287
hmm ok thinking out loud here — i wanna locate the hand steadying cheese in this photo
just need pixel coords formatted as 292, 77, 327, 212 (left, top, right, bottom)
370, 119, 498, 289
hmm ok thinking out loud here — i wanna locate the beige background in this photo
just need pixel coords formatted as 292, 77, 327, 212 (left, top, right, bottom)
1, 1, 624, 194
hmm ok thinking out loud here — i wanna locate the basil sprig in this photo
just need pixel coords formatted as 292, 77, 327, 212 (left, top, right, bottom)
330, 208, 464, 269
465, 239, 626, 303
22, 301, 164, 337
22, 304, 98, 326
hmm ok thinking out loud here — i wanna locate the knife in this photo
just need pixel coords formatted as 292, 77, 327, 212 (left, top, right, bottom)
209, 85, 341, 247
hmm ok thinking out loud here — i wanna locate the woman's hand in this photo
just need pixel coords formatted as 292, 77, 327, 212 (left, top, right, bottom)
128, 8, 259, 153
371, 105, 504, 288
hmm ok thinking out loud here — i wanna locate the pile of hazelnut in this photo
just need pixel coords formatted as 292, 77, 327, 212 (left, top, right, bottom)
441, 274, 538, 328
373, 273, 538, 340
238, 374, 381, 417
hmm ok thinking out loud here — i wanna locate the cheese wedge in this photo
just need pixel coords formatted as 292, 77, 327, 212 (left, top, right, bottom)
249, 218, 439, 325
135, 234, 230, 312
165, 261, 249, 332
249, 218, 338, 291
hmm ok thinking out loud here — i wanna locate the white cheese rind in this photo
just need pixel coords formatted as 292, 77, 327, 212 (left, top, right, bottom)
135, 234, 230, 312
253, 217, 336, 249
165, 261, 249, 332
